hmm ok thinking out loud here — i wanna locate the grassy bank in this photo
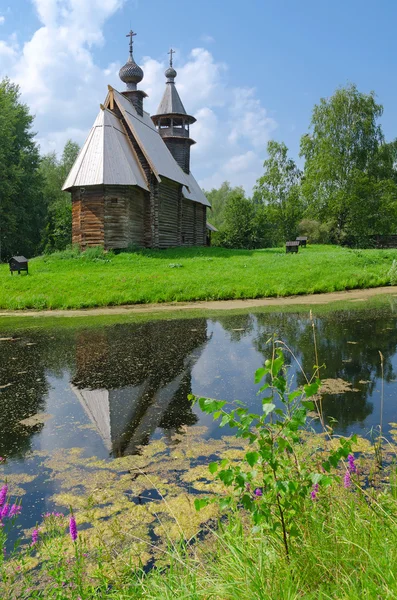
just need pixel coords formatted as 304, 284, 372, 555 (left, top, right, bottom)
0, 245, 396, 310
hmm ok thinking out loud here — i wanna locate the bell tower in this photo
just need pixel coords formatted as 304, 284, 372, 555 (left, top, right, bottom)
151, 49, 196, 174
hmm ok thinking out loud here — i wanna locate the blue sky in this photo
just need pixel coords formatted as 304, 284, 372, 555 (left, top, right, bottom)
1, 0, 397, 192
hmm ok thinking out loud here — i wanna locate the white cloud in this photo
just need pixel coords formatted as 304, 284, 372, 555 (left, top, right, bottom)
0, 0, 276, 193
0, 16, 5, 25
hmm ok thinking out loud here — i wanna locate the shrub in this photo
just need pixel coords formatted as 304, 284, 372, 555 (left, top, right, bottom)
298, 219, 333, 244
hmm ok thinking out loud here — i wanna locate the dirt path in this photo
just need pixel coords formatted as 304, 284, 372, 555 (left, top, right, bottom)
1, 286, 397, 319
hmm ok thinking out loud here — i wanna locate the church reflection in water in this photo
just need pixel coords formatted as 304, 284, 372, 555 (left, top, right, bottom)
70, 319, 209, 456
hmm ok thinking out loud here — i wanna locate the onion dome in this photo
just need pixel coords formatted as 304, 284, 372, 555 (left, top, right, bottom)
119, 30, 144, 90
165, 65, 177, 81
165, 48, 177, 82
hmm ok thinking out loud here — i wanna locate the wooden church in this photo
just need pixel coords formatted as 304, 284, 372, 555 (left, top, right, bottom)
63, 31, 211, 250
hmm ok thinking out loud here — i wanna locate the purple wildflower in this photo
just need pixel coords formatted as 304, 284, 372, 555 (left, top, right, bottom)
9, 504, 22, 519
344, 471, 351, 488
348, 454, 357, 474
254, 488, 263, 497
31, 528, 39, 546
69, 515, 77, 542
0, 504, 10, 519
310, 483, 319, 500
0, 485, 8, 508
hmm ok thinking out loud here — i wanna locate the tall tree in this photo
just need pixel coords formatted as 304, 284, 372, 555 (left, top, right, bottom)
40, 140, 80, 252
0, 78, 44, 260
219, 190, 258, 249
300, 83, 397, 240
204, 182, 245, 230
255, 140, 303, 242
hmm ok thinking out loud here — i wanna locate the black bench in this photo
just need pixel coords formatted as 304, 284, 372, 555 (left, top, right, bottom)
296, 236, 308, 247
286, 241, 299, 254
9, 256, 29, 275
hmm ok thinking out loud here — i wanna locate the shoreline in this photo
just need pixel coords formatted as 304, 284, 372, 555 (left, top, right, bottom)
1, 285, 397, 318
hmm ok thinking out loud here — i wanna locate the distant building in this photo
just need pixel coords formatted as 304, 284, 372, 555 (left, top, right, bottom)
63, 32, 211, 249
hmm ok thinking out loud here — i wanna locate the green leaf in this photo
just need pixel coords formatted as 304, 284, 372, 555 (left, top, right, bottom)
245, 451, 260, 467
288, 390, 302, 402
254, 367, 267, 384
262, 403, 276, 416
301, 400, 315, 410
209, 462, 218, 474
304, 381, 320, 398
194, 498, 209, 511
220, 414, 230, 427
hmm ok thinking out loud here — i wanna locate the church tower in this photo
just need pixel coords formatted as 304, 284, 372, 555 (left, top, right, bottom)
151, 50, 196, 174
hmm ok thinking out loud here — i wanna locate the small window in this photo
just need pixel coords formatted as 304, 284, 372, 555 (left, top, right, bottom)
110, 198, 118, 204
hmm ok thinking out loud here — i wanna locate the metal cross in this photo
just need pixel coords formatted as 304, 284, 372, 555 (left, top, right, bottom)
168, 47, 175, 67
126, 30, 137, 56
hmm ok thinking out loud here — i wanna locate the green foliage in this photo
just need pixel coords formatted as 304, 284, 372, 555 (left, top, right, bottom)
298, 219, 333, 244
388, 260, 397, 285
204, 182, 245, 230
255, 140, 303, 243
0, 78, 45, 261
217, 190, 258, 249
300, 83, 397, 242
191, 347, 353, 556
40, 140, 80, 253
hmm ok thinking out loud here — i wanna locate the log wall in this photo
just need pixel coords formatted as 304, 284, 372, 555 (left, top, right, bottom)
181, 199, 194, 245
71, 185, 207, 250
72, 189, 104, 248
158, 179, 180, 248
104, 185, 147, 249
163, 138, 190, 173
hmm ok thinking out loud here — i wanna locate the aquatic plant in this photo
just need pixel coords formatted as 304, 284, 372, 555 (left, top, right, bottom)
191, 346, 355, 557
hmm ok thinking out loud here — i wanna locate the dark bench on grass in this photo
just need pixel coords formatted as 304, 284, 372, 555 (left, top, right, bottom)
286, 241, 299, 254
9, 256, 29, 275
296, 236, 308, 247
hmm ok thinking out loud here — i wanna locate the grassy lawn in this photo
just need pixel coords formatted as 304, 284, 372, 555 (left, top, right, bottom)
0, 244, 396, 310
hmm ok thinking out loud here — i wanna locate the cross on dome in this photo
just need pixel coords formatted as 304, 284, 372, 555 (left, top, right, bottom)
165, 48, 177, 81
168, 48, 175, 67
119, 29, 143, 90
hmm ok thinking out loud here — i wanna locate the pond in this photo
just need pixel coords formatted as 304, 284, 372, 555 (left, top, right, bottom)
1, 303, 397, 541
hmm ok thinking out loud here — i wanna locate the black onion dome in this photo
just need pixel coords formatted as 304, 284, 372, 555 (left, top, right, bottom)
119, 55, 144, 87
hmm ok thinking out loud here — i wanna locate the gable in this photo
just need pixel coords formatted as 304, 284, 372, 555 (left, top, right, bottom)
63, 109, 148, 192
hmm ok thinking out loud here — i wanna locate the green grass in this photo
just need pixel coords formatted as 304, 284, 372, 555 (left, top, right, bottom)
0, 244, 396, 310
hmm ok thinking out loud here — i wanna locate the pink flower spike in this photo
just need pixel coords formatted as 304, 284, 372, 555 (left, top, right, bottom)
1, 504, 10, 519
31, 529, 39, 546
9, 504, 22, 518
311, 483, 319, 500
0, 485, 8, 508
344, 471, 351, 488
69, 515, 78, 542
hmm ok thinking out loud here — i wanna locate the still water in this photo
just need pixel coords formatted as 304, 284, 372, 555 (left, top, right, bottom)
1, 305, 397, 534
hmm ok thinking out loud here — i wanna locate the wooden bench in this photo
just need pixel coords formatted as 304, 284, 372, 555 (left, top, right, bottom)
9, 256, 29, 275
296, 236, 308, 247
286, 241, 299, 254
